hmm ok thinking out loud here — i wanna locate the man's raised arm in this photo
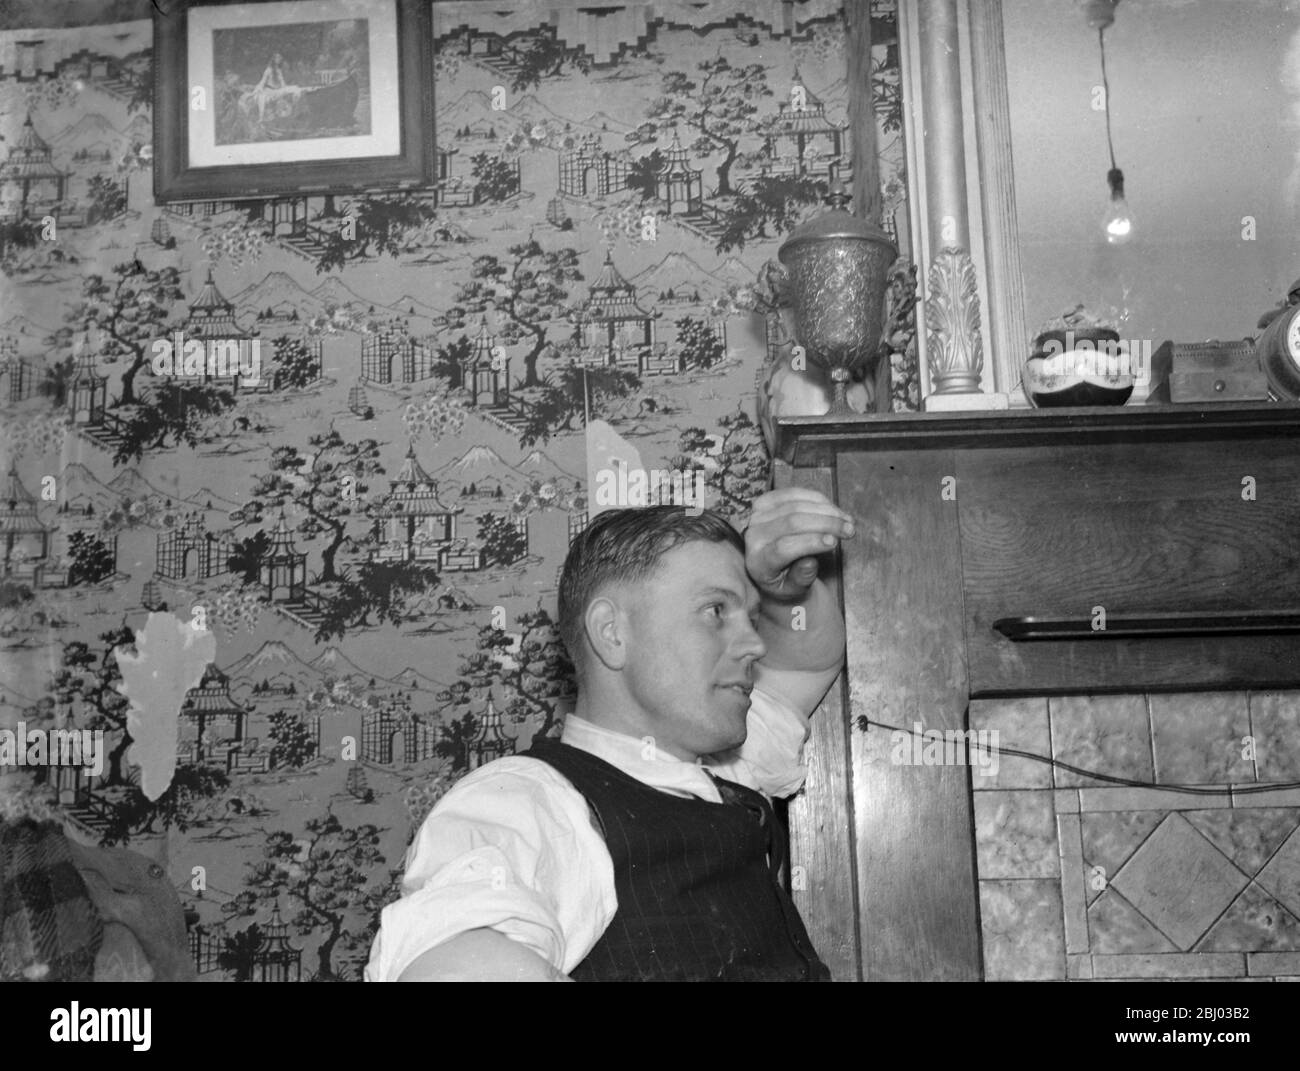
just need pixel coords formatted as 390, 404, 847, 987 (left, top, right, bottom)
743, 488, 853, 717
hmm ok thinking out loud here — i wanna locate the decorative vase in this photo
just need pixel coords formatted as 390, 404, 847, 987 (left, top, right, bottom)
756, 344, 872, 454
776, 182, 898, 414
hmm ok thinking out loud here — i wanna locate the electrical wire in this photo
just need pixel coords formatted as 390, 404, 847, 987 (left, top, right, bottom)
861, 717, 1300, 797
1098, 26, 1118, 171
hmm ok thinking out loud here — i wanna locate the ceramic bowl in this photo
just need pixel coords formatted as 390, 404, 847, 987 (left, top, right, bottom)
1022, 354, 1134, 406
1023, 328, 1134, 407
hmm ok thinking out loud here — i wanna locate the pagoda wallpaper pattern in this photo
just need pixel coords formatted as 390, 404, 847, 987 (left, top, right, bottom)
0, 0, 910, 980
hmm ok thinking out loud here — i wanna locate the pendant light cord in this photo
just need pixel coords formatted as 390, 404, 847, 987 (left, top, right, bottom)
1099, 26, 1118, 171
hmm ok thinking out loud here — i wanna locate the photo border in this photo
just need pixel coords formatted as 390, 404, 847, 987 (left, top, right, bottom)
153, 0, 434, 202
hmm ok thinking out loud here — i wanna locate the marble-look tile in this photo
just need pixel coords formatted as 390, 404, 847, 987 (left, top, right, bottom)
1050, 695, 1153, 788
1233, 786, 1300, 808
1184, 808, 1300, 877
1067, 953, 1093, 979
1111, 814, 1250, 950
1248, 692, 1300, 782
1087, 889, 1177, 954
1248, 951, 1300, 976
1058, 814, 1089, 954
975, 790, 1059, 880
979, 879, 1065, 981
1081, 810, 1165, 905
1092, 953, 1245, 979
1150, 692, 1251, 785
968, 697, 1051, 790
1055, 788, 1080, 814
1078, 786, 1230, 812
1256, 826, 1300, 918
1196, 882, 1300, 952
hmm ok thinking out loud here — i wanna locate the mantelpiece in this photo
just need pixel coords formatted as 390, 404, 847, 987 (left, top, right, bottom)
776, 402, 1300, 980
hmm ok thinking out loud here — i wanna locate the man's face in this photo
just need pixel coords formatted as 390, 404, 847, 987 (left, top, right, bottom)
616, 539, 767, 761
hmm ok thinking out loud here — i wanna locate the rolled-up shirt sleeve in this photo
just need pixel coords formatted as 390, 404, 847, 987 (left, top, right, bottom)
705, 685, 812, 799
365, 758, 616, 981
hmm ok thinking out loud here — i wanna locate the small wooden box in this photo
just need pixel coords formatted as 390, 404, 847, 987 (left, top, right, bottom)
1151, 340, 1270, 403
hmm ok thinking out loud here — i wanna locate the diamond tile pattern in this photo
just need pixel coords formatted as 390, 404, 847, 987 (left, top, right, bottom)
1257, 827, 1300, 919
1080, 811, 1165, 904
973, 691, 1300, 980
1111, 813, 1250, 950
1184, 809, 1300, 877
1087, 889, 1177, 954
1196, 883, 1300, 952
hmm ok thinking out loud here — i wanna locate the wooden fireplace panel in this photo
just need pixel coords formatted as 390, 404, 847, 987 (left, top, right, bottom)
780, 404, 1300, 982
956, 441, 1300, 695
836, 449, 982, 980
772, 461, 861, 982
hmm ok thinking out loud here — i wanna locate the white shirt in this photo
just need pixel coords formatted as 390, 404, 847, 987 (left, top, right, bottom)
364, 688, 811, 981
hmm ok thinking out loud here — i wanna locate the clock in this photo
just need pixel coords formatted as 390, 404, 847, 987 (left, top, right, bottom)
1258, 303, 1300, 400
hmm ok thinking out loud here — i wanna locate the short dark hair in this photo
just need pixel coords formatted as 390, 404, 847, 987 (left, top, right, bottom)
558, 506, 745, 674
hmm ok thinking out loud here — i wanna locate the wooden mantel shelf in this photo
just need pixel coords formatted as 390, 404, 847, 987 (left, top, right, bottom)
776, 400, 1300, 466
774, 399, 1300, 982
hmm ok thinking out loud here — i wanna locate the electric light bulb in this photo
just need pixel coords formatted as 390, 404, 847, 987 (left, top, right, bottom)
1104, 167, 1133, 244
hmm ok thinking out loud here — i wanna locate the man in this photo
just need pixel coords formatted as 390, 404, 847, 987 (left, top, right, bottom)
366, 487, 854, 981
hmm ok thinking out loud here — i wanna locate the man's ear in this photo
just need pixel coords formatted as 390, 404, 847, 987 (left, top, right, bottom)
584, 595, 628, 671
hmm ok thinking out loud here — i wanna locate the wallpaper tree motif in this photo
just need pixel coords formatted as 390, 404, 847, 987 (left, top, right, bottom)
0, 0, 908, 980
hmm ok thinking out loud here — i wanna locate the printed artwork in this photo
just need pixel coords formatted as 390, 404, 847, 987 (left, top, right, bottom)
0, 0, 908, 981
213, 19, 371, 145
180, 0, 405, 176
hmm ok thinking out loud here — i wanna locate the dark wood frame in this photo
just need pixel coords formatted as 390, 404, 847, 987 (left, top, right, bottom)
153, 0, 435, 202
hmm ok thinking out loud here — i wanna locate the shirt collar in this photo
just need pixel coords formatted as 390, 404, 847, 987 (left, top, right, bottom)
558, 715, 723, 803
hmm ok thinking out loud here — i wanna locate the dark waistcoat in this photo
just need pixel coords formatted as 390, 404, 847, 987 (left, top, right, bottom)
523, 737, 830, 982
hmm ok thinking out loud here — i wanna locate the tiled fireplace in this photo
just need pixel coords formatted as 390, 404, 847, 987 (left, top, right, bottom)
972, 692, 1300, 981
778, 403, 1300, 980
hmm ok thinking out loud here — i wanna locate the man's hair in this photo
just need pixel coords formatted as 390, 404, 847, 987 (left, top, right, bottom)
558, 506, 745, 675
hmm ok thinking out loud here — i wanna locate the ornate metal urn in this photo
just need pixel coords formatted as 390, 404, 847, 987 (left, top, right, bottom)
776, 181, 898, 413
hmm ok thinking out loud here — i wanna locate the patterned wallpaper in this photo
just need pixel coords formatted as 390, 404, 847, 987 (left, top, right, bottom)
0, 2, 907, 980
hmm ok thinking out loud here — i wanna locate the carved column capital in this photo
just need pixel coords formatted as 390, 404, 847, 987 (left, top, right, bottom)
925, 247, 984, 395
909, 0, 991, 404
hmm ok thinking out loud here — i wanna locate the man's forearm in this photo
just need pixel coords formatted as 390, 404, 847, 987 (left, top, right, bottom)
753, 576, 846, 716
756, 575, 846, 675
397, 928, 573, 982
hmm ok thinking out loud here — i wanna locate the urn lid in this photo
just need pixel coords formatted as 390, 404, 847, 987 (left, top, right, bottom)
778, 179, 897, 262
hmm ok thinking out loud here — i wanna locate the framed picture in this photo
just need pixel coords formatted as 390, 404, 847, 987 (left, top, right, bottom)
153, 0, 434, 202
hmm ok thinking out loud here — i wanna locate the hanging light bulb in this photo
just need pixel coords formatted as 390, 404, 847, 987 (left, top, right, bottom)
1090, 2, 1132, 243
1104, 167, 1133, 244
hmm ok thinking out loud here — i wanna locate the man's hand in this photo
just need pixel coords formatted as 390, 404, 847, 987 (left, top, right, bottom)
745, 488, 855, 604
744, 488, 852, 717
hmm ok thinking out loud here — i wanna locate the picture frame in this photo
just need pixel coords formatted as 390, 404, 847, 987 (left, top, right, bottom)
153, 0, 435, 202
